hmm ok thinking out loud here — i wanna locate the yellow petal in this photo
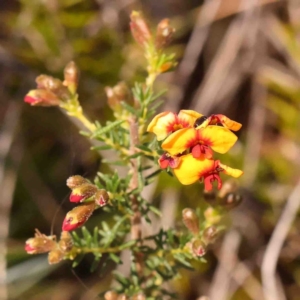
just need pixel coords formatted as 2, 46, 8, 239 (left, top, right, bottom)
219, 162, 243, 178
178, 110, 203, 127
147, 112, 176, 141
162, 128, 197, 155
215, 114, 242, 131
173, 154, 215, 185
198, 126, 238, 154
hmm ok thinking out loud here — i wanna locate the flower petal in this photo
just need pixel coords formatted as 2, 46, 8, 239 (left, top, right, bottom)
219, 162, 243, 178
198, 126, 238, 154
173, 154, 215, 185
162, 128, 198, 155
178, 110, 203, 127
213, 114, 242, 131
147, 111, 177, 141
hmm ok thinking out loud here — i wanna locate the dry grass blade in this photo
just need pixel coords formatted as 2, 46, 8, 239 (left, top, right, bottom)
262, 179, 300, 300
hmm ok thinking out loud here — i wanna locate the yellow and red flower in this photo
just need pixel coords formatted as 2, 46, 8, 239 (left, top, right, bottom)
147, 110, 202, 141
161, 126, 238, 158
147, 110, 243, 191
172, 154, 243, 191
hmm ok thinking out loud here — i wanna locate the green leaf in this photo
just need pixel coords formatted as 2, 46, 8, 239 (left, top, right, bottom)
91, 145, 112, 151
110, 253, 122, 264
119, 240, 136, 250
92, 120, 124, 138
149, 205, 162, 217
72, 254, 85, 268
121, 102, 138, 115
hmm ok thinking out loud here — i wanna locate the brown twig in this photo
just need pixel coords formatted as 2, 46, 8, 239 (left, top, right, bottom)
128, 116, 142, 274
262, 178, 300, 300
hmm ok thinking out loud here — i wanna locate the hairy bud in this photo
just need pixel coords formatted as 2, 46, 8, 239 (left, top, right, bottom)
62, 203, 96, 231
155, 19, 175, 49
202, 226, 218, 244
69, 183, 98, 203
63, 61, 80, 93
182, 208, 199, 235
130, 11, 152, 46
105, 82, 132, 112
58, 231, 73, 252
66, 175, 89, 189
24, 230, 56, 254
95, 189, 109, 207
24, 89, 61, 106
48, 248, 64, 264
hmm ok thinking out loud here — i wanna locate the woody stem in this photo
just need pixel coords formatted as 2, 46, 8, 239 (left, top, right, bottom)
128, 115, 143, 274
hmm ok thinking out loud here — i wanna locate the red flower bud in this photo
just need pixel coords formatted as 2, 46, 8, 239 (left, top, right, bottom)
24, 90, 61, 106
69, 183, 98, 203
130, 11, 152, 46
94, 189, 109, 207
25, 229, 56, 254
62, 203, 96, 231
192, 239, 206, 257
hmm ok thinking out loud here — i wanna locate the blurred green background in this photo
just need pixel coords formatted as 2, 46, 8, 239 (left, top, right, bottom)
1, 0, 300, 299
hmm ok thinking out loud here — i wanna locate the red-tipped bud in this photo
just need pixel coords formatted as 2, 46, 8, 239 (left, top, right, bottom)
69, 183, 98, 203
104, 291, 118, 300
24, 230, 56, 254
95, 189, 109, 207
192, 239, 206, 257
66, 175, 89, 189
48, 248, 64, 264
24, 90, 61, 106
63, 61, 80, 93
155, 19, 175, 49
202, 226, 218, 244
58, 231, 73, 252
130, 11, 152, 46
117, 295, 128, 300
62, 203, 96, 231
182, 208, 199, 235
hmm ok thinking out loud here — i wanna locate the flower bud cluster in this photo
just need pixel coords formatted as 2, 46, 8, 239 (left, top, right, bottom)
25, 229, 73, 264
24, 61, 79, 106
129, 11, 176, 73
182, 208, 219, 258
62, 175, 110, 231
